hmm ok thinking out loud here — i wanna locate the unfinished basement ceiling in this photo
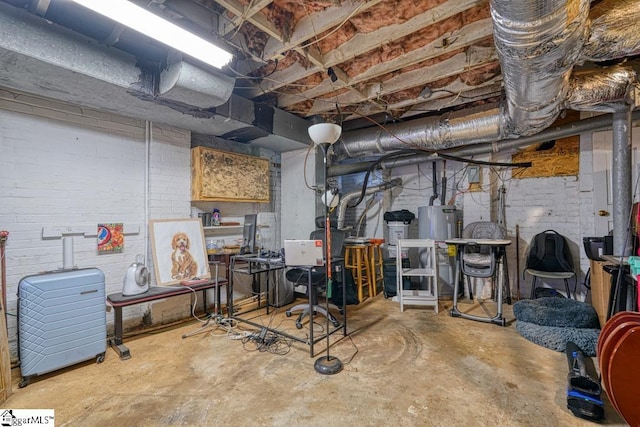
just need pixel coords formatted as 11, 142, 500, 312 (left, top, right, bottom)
0, 0, 639, 156
226, 0, 500, 126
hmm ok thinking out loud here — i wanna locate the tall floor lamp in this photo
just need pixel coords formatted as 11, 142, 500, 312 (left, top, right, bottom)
308, 123, 343, 375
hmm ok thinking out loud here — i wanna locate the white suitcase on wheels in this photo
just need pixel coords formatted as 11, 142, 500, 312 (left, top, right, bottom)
18, 268, 107, 387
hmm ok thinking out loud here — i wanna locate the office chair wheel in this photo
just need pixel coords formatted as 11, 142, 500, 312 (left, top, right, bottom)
295, 320, 303, 329
285, 310, 292, 317
331, 319, 341, 328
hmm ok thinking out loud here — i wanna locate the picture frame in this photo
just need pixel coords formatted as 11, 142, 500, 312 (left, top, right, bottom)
149, 218, 210, 286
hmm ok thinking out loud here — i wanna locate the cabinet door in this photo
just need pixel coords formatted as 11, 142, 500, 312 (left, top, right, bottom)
191, 147, 270, 202
589, 260, 611, 328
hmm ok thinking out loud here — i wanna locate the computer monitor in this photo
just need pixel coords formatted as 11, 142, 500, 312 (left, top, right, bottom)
240, 214, 257, 254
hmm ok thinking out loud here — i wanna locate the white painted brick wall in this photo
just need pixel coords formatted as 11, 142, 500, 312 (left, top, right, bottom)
0, 91, 193, 358
363, 135, 640, 301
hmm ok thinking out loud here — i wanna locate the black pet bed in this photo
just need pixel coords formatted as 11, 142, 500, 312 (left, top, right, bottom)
513, 297, 600, 355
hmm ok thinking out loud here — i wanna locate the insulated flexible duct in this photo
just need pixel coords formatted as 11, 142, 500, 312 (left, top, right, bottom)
336, 178, 402, 229
332, 0, 589, 161
581, 0, 640, 62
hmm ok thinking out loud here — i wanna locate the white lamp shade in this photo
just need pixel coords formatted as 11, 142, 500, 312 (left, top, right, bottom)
308, 123, 342, 145
322, 191, 340, 208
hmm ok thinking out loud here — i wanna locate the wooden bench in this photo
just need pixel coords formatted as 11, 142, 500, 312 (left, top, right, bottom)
107, 279, 227, 360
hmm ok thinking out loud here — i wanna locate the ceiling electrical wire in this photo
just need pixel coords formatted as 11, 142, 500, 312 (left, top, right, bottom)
227, 59, 280, 80
436, 153, 532, 168
296, 2, 367, 50
347, 148, 430, 208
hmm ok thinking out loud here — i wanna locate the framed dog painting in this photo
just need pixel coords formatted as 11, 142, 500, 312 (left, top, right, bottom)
149, 218, 210, 286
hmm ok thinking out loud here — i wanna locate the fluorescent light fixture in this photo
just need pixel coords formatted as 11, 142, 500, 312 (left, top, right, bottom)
71, 0, 233, 69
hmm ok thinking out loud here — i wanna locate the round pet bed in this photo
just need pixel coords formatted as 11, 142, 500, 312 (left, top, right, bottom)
515, 320, 600, 356
513, 297, 599, 329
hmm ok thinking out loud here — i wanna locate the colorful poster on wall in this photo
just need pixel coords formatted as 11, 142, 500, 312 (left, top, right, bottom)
97, 223, 124, 254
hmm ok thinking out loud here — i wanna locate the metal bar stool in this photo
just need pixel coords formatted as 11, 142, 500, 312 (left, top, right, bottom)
345, 242, 374, 302
368, 238, 385, 296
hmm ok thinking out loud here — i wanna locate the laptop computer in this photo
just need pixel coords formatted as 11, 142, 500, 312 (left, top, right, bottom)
284, 239, 325, 267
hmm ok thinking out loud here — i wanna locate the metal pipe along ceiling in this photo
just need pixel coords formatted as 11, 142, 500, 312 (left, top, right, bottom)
328, 110, 640, 177
333, 0, 640, 162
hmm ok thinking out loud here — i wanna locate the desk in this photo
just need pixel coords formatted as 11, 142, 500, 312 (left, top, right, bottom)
231, 256, 348, 357
229, 254, 285, 316
107, 279, 226, 359
446, 239, 511, 326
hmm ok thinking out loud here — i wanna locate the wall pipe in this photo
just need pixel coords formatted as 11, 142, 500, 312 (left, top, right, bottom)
429, 163, 438, 205
611, 109, 633, 256
145, 121, 151, 267
0, 231, 8, 320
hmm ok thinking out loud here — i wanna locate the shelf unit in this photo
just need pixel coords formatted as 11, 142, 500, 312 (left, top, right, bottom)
396, 239, 438, 313
203, 225, 243, 234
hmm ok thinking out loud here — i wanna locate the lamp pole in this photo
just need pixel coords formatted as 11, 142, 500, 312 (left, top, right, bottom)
314, 142, 343, 375
307, 123, 344, 375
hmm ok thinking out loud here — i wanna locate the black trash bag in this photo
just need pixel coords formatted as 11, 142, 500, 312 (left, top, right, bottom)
383, 209, 415, 224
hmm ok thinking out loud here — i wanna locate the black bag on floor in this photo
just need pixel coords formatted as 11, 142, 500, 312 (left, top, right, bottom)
383, 258, 410, 298
534, 287, 565, 299
331, 269, 358, 306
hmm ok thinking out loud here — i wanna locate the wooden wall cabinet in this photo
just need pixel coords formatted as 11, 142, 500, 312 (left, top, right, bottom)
590, 259, 612, 328
191, 146, 270, 202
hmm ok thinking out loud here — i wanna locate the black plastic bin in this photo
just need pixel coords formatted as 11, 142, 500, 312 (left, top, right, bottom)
383, 257, 410, 298
583, 236, 613, 261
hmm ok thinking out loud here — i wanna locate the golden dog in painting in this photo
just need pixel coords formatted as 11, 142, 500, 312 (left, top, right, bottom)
170, 232, 198, 280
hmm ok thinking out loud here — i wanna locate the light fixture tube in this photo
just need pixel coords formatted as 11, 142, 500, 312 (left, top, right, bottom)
71, 0, 233, 69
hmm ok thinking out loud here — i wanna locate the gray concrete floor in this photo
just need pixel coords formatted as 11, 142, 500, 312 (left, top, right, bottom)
4, 295, 627, 426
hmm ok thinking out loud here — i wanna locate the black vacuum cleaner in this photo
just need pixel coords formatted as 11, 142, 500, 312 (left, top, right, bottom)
565, 341, 604, 421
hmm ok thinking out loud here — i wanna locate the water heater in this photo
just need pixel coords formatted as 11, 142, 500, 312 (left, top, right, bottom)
418, 205, 461, 241
418, 206, 462, 298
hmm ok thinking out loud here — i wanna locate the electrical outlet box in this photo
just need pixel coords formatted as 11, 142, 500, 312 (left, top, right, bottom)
468, 166, 480, 184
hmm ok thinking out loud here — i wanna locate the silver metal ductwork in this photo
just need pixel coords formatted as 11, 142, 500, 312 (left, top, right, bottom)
491, 0, 589, 136
336, 178, 403, 229
0, 1, 311, 151
334, 0, 640, 162
565, 66, 639, 113
581, 0, 640, 62
159, 60, 235, 109
333, 108, 504, 159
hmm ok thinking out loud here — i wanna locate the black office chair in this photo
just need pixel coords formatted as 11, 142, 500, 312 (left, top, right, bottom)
285, 229, 346, 329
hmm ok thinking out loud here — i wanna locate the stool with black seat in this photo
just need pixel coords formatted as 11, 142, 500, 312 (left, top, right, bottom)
285, 229, 346, 329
